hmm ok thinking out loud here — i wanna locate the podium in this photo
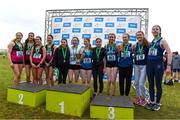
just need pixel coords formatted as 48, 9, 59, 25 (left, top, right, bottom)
7, 82, 47, 107
46, 84, 91, 117
90, 95, 134, 119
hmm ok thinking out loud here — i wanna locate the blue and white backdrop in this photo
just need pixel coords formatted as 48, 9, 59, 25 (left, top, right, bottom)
51, 16, 141, 47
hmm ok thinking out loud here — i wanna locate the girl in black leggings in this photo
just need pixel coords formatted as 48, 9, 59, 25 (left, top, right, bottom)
92, 38, 106, 96
52, 39, 70, 84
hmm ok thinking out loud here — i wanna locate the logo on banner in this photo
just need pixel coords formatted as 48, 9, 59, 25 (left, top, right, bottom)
74, 18, 83, 22
116, 35, 123, 40
82, 34, 91, 39
94, 23, 103, 27
94, 28, 103, 33
128, 23, 137, 28
95, 18, 104, 22
127, 29, 138, 35
105, 17, 114, 22
72, 28, 81, 33
54, 40, 60, 45
54, 35, 60, 39
62, 34, 70, 39
104, 34, 109, 39
55, 18, 62, 22
82, 29, 91, 34
105, 29, 115, 33
116, 41, 122, 45
92, 40, 96, 45
62, 29, 71, 33
53, 29, 61, 34
73, 23, 82, 27
130, 36, 136, 41
105, 22, 114, 27
117, 17, 126, 22
84, 23, 92, 27
117, 29, 126, 34
63, 23, 71, 27
85, 17, 93, 22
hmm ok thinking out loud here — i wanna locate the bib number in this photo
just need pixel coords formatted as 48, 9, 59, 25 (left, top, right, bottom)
121, 51, 130, 58
16, 51, 23, 56
107, 55, 116, 61
148, 48, 157, 56
26, 50, 30, 55
33, 53, 41, 59
136, 54, 145, 61
83, 58, 91, 64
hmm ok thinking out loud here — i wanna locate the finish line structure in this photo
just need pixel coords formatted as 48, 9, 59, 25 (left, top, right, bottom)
44, 8, 149, 46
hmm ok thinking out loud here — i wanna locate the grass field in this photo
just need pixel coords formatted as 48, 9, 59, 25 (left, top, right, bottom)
0, 55, 180, 119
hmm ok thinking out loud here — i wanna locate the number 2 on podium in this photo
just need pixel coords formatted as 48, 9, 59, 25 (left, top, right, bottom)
18, 93, 24, 104
59, 101, 64, 113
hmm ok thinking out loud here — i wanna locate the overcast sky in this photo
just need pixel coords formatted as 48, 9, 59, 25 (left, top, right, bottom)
0, 0, 179, 52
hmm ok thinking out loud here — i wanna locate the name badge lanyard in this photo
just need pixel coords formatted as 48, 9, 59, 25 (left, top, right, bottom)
35, 46, 40, 55
150, 38, 161, 49
16, 42, 22, 51
96, 47, 101, 61
47, 45, 51, 54
108, 44, 114, 54
72, 46, 77, 59
62, 47, 67, 62
138, 43, 144, 55
123, 44, 129, 56
27, 42, 34, 52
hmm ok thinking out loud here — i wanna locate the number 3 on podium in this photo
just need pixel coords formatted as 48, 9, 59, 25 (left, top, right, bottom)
108, 107, 115, 119
59, 101, 64, 113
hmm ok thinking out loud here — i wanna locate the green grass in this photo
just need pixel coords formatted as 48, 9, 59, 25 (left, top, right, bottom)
0, 55, 180, 119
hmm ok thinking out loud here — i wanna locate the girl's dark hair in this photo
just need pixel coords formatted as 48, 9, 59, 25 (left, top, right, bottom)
96, 38, 102, 41
47, 34, 53, 39
24, 32, 35, 49
72, 37, 79, 42
59, 38, 69, 50
36, 36, 42, 41
136, 31, 148, 47
71, 37, 79, 45
153, 25, 162, 37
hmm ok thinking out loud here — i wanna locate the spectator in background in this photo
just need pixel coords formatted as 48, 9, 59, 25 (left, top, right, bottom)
172, 51, 180, 82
